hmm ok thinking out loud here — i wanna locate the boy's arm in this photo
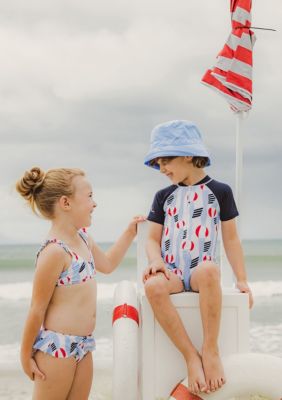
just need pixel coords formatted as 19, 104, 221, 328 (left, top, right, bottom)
143, 221, 170, 282
221, 218, 253, 308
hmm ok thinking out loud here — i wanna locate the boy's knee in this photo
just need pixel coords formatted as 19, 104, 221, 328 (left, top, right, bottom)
144, 274, 168, 300
198, 262, 220, 283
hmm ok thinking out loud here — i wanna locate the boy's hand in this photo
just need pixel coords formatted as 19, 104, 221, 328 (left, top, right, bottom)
126, 215, 147, 236
143, 260, 170, 282
236, 281, 254, 308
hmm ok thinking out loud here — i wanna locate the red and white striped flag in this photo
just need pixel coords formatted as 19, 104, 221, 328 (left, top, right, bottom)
201, 0, 256, 112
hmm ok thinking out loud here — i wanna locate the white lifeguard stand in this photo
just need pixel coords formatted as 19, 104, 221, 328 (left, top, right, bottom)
137, 221, 249, 400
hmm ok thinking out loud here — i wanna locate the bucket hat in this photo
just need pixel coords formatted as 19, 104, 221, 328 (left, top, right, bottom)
144, 120, 211, 169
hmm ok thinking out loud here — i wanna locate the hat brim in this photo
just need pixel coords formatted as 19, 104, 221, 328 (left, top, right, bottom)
144, 146, 211, 169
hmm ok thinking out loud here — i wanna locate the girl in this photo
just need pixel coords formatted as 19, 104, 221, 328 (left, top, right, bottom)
16, 166, 145, 400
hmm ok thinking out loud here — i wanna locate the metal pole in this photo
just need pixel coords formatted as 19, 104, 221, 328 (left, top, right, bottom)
221, 112, 243, 287
235, 111, 243, 236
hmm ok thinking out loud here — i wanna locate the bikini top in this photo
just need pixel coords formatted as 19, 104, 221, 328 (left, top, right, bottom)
36, 229, 96, 287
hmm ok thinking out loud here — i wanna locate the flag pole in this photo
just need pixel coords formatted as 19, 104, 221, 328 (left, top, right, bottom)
221, 111, 244, 287
235, 111, 243, 236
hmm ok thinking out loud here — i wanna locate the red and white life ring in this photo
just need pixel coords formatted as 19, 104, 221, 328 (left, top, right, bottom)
112, 280, 139, 400
169, 353, 282, 400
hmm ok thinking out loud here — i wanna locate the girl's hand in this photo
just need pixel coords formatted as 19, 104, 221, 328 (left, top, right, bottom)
236, 281, 254, 309
143, 260, 170, 283
22, 356, 45, 381
127, 215, 147, 236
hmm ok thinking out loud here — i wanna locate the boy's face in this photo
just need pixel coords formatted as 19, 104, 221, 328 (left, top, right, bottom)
156, 156, 193, 184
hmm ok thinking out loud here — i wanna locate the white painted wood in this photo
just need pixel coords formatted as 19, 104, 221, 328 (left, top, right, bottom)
137, 222, 250, 400
137, 222, 148, 291
220, 237, 234, 287
139, 290, 249, 399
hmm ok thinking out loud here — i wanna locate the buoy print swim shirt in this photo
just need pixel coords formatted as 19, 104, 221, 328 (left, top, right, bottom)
147, 175, 238, 290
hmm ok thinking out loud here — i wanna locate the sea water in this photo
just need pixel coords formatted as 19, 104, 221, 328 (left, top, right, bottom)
0, 240, 281, 399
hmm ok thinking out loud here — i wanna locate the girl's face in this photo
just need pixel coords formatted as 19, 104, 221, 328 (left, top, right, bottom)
157, 156, 193, 185
68, 176, 97, 228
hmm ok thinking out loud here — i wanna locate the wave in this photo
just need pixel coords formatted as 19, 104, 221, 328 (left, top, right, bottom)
0, 343, 21, 367
249, 280, 282, 298
0, 337, 113, 369
0, 280, 281, 301
0, 282, 132, 301
250, 323, 282, 357
0, 282, 32, 301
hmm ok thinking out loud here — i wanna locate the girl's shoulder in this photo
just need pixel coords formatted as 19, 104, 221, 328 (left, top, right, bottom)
36, 228, 93, 263
36, 238, 72, 263
34, 240, 69, 281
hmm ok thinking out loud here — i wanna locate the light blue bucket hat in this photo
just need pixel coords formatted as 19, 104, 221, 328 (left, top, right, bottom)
144, 120, 211, 169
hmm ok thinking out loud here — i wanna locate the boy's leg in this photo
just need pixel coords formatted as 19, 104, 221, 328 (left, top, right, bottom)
67, 352, 93, 400
190, 262, 226, 392
33, 351, 76, 400
144, 271, 208, 395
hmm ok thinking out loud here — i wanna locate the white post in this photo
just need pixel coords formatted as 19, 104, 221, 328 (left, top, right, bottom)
220, 238, 234, 287
220, 112, 244, 287
137, 222, 148, 291
235, 111, 244, 235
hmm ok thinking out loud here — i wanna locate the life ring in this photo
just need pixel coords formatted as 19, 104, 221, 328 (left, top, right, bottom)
169, 353, 282, 400
112, 280, 139, 400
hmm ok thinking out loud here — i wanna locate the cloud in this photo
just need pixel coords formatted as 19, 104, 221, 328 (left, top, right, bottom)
0, 0, 281, 242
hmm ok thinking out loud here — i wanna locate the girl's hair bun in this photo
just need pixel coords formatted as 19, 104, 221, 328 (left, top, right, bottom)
16, 166, 85, 219
16, 167, 45, 201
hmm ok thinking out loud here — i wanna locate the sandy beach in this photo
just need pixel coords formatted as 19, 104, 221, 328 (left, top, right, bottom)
0, 367, 271, 400
1, 242, 281, 400
0, 368, 32, 400
0, 366, 112, 400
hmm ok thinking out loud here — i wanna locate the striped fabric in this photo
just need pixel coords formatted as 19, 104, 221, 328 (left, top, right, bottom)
161, 181, 220, 291
201, 0, 256, 112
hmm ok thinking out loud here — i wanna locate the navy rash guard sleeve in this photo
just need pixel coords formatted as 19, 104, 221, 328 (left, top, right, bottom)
217, 184, 239, 221
147, 180, 238, 225
147, 186, 176, 225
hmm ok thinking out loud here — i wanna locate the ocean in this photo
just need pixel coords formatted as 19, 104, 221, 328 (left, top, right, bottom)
0, 240, 281, 399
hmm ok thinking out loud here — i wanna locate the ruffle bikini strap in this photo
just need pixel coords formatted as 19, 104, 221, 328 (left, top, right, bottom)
36, 239, 73, 260
78, 228, 89, 247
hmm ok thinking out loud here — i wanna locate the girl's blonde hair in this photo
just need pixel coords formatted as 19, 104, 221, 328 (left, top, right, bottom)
16, 167, 85, 219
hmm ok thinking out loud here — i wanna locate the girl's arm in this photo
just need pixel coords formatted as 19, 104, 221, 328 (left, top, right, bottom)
89, 216, 146, 274
21, 245, 67, 380
221, 218, 254, 308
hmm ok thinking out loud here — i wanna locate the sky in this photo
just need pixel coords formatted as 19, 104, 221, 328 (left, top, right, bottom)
0, 0, 281, 244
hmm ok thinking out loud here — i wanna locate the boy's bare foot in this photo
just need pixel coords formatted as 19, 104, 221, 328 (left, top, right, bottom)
202, 345, 226, 392
186, 352, 208, 395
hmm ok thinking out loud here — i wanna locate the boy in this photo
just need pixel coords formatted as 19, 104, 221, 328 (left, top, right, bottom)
143, 120, 253, 395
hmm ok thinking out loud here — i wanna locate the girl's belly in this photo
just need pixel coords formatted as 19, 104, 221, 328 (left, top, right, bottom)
44, 279, 97, 336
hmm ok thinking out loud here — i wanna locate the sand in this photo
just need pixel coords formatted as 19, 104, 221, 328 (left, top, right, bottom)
0, 367, 270, 400
0, 367, 112, 400
0, 368, 32, 400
